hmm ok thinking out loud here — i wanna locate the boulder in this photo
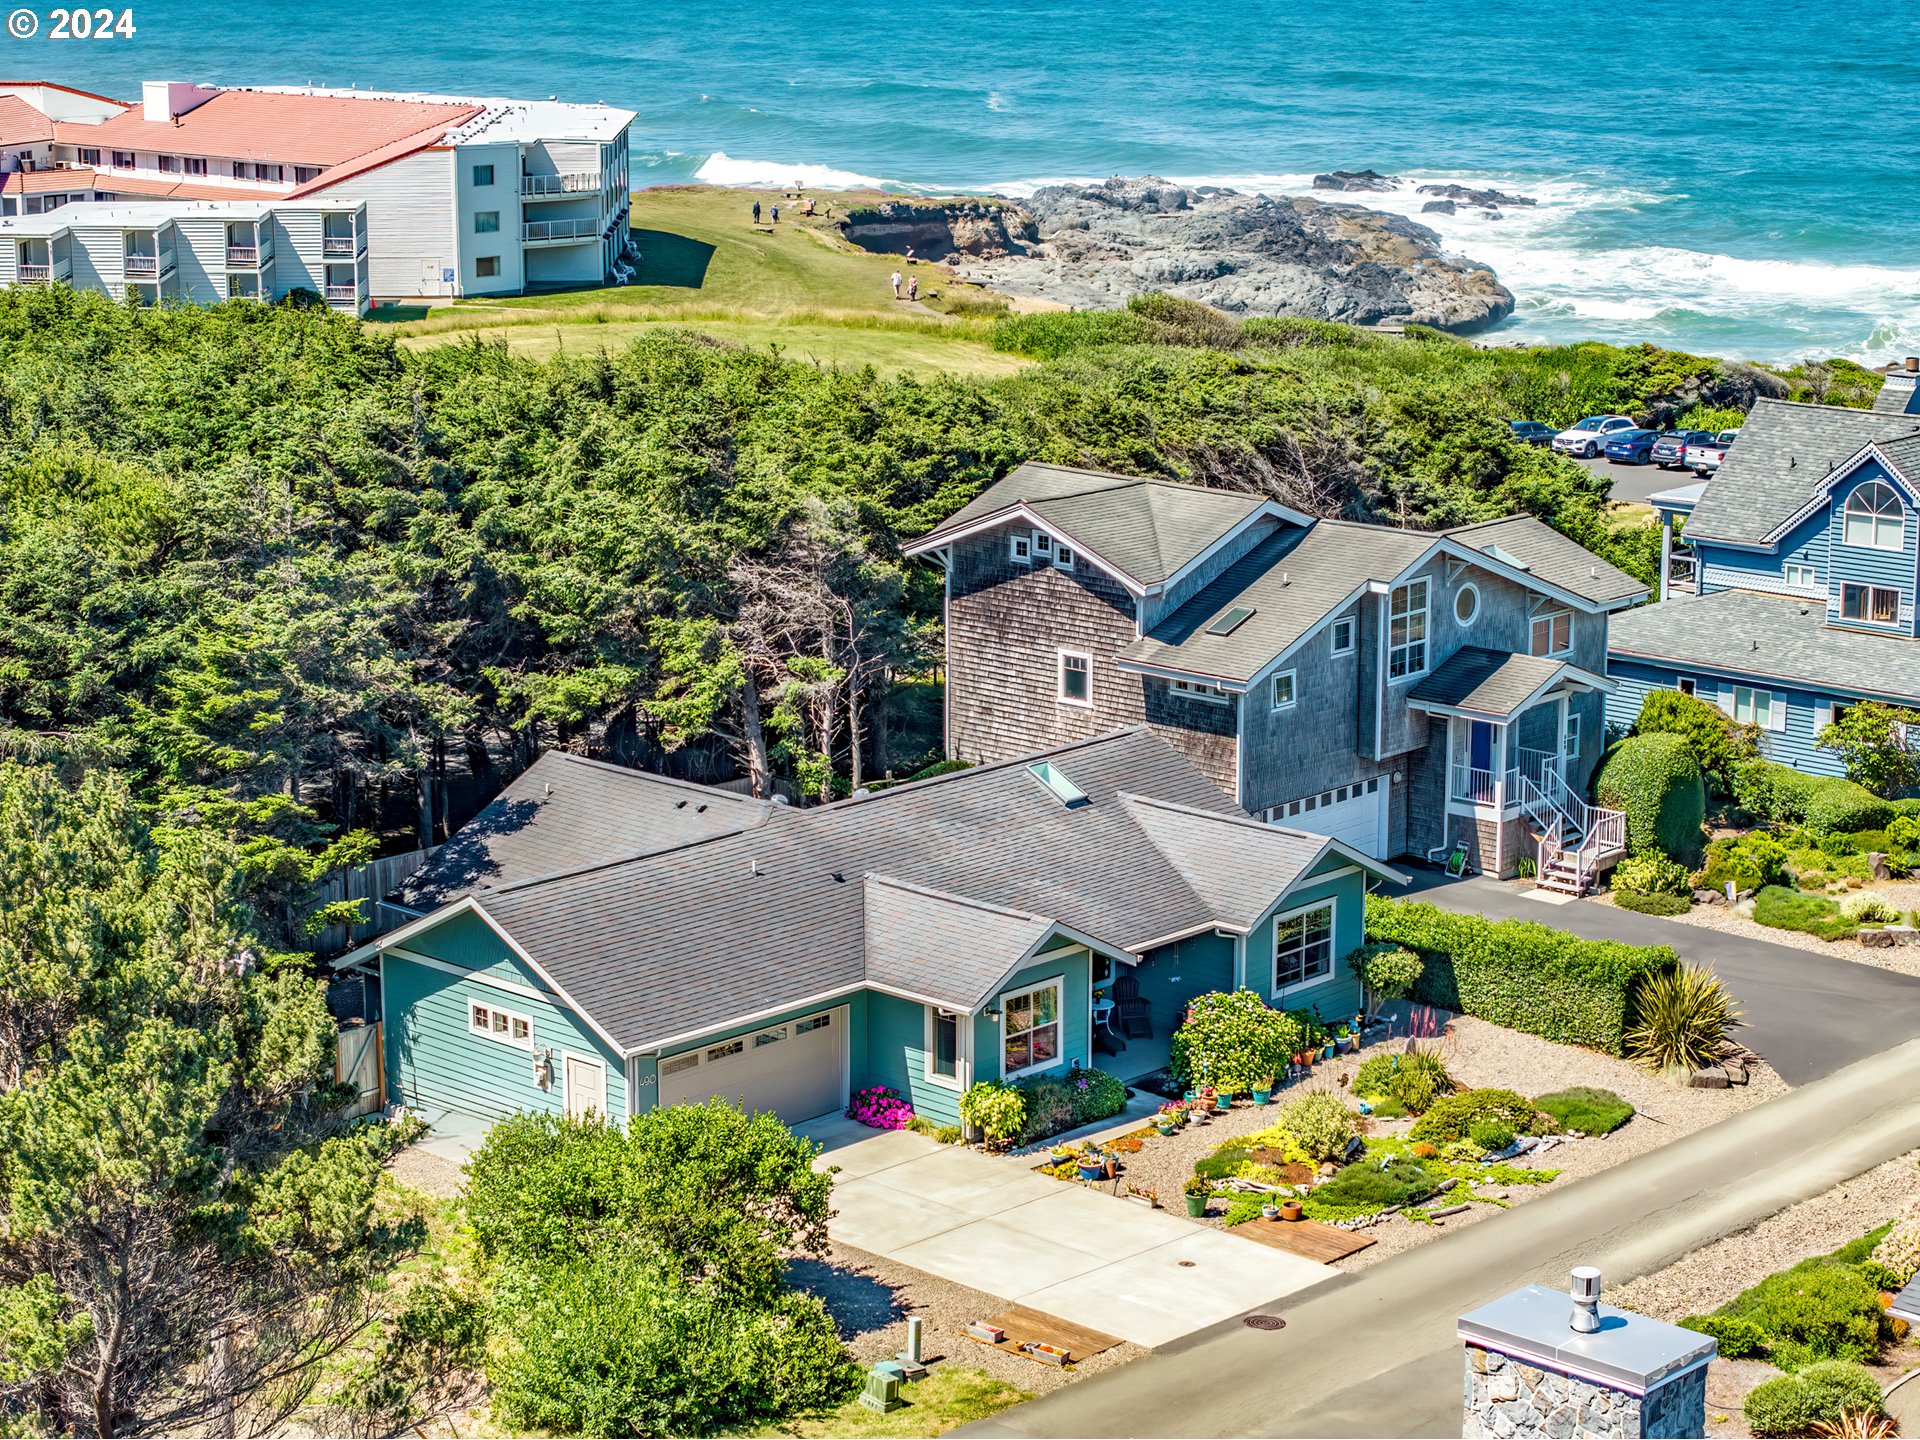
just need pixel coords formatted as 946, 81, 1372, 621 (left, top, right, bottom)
1860, 928, 1896, 948
1869, 852, 1891, 880
1689, 1065, 1731, 1089
1313, 168, 1400, 193
1693, 888, 1725, 906
1421, 199, 1457, 215
1415, 182, 1538, 210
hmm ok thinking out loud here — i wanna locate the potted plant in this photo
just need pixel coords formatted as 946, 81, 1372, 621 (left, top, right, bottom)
1154, 1102, 1184, 1136
1251, 1075, 1274, 1106
1049, 1143, 1075, 1164
1076, 1147, 1109, 1182
1260, 1202, 1281, 1221
1183, 1176, 1211, 1218
1126, 1184, 1160, 1209
1279, 1198, 1303, 1222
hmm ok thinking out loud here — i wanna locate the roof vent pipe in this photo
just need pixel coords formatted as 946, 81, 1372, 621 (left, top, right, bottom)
1907, 356, 1918, 373
1569, 1266, 1602, 1334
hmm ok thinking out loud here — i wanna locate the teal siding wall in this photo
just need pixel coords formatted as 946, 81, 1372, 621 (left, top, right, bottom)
1129, 931, 1236, 1039
384, 912, 627, 1123
631, 992, 870, 1117
1243, 860, 1368, 1025
975, 946, 1093, 1083
864, 991, 963, 1127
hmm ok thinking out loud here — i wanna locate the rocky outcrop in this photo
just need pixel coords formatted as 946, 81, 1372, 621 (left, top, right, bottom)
942, 176, 1513, 333
838, 200, 1034, 260
1417, 182, 1537, 210
1313, 169, 1400, 193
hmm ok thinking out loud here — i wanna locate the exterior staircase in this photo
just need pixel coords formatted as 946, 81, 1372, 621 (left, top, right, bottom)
1518, 763, 1626, 897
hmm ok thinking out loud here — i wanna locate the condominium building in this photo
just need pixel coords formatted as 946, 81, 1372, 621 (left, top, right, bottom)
0, 78, 636, 304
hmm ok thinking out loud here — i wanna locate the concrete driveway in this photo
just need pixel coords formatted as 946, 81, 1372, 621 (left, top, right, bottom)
799, 1116, 1333, 1347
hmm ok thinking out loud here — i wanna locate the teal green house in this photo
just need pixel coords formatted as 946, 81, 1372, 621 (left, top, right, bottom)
337, 729, 1405, 1130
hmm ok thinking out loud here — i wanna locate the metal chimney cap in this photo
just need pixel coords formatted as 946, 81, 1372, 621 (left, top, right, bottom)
1907, 355, 1919, 373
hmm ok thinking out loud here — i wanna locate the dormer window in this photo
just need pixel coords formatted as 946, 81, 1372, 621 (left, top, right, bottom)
1053, 544, 1075, 571
1009, 534, 1032, 564
1843, 481, 1904, 550
1032, 532, 1053, 558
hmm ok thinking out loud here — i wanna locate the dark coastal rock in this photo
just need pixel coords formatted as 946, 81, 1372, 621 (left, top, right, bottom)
1313, 168, 1400, 193
837, 199, 1035, 261
1422, 200, 1457, 215
1417, 182, 1538, 209
948, 175, 1514, 333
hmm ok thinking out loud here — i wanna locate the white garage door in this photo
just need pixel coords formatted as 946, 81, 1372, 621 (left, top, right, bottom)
656, 1007, 846, 1124
1268, 777, 1387, 858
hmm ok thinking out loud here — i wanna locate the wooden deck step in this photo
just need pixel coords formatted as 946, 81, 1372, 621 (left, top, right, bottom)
967, 1304, 1124, 1366
1233, 1215, 1377, 1263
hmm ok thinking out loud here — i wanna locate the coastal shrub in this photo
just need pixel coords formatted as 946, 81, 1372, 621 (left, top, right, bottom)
1615, 890, 1691, 916
1744, 1363, 1887, 1436
1696, 832, 1791, 894
1679, 1313, 1768, 1358
1737, 762, 1892, 834
1468, 1119, 1516, 1152
1352, 1050, 1452, 1114
1170, 990, 1309, 1092
1303, 1157, 1435, 1216
1354, 941, 1423, 1003
1870, 1219, 1920, 1286
958, 1080, 1027, 1145
1365, 898, 1678, 1055
1613, 854, 1693, 897
1631, 688, 1761, 796
1595, 734, 1707, 865
1270, 1091, 1355, 1164
1623, 964, 1742, 1073
1736, 760, 1822, 823
1408, 1089, 1551, 1145
1817, 700, 1920, 797
1753, 886, 1859, 942
1015, 1066, 1127, 1142
1838, 891, 1901, 924
1724, 1264, 1890, 1365
1534, 1087, 1635, 1136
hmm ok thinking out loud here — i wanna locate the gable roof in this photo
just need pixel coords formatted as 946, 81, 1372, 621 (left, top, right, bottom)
379, 729, 1403, 1053
387, 751, 774, 913
1443, 516, 1648, 606
904, 462, 1276, 589
72, 89, 485, 166
1406, 648, 1610, 720
0, 95, 53, 145
1683, 399, 1920, 547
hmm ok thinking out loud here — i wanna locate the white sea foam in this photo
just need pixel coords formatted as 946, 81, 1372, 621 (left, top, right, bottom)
693, 151, 899, 190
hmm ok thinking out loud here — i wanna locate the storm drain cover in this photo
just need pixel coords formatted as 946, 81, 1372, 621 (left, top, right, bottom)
1177, 1260, 1196, 1268
1243, 1314, 1287, 1331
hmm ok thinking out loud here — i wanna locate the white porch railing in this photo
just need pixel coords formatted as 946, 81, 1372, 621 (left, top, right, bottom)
521, 171, 600, 197
1452, 749, 1563, 809
322, 234, 358, 257
123, 253, 158, 276
1520, 764, 1626, 894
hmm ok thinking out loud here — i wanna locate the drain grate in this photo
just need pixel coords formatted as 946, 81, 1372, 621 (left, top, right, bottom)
1243, 1314, 1287, 1331
1177, 1260, 1196, 1268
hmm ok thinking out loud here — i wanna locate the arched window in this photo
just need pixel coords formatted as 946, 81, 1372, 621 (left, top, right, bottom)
1843, 480, 1905, 550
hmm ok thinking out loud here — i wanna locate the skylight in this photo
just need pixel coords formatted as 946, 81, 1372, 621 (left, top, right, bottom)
1028, 761, 1089, 808
1484, 543, 1530, 572
1206, 606, 1256, 636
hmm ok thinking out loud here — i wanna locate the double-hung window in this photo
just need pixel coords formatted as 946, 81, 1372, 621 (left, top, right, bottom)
468, 1000, 533, 1049
1530, 609, 1573, 657
1841, 583, 1900, 626
1273, 903, 1334, 993
1000, 979, 1061, 1077
1058, 650, 1093, 706
1731, 685, 1774, 729
927, 1007, 961, 1086
1271, 670, 1297, 710
1388, 580, 1429, 679
1330, 616, 1355, 655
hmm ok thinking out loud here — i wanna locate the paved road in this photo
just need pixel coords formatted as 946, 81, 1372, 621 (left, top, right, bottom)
1561, 450, 1696, 506
960, 1037, 1920, 1439
1404, 871, 1920, 1085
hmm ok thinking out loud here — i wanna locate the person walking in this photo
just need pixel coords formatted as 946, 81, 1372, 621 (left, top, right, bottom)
751, 200, 761, 226
907, 273, 919, 302
890, 270, 902, 300
770, 203, 780, 225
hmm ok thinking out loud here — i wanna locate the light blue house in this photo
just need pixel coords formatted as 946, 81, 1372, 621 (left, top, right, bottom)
336, 729, 1405, 1130
1610, 365, 1920, 774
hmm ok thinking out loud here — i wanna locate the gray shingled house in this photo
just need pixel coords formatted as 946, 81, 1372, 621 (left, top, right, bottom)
904, 463, 1647, 887
336, 729, 1404, 1130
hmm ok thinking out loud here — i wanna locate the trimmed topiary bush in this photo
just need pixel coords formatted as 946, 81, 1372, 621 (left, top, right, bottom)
1738, 760, 1894, 834
1871, 1218, 1920, 1286
1270, 1090, 1356, 1163
1744, 1361, 1886, 1437
1354, 942, 1423, 1003
1365, 898, 1678, 1056
1408, 1089, 1552, 1144
1534, 1087, 1635, 1136
1805, 780, 1896, 836
1170, 990, 1309, 1093
1595, 733, 1708, 865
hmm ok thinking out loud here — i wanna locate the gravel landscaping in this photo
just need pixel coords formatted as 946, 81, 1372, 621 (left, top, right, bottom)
1591, 889, 1920, 979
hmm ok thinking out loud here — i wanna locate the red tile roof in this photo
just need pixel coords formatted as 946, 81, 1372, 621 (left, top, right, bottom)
0, 95, 53, 145
0, 168, 278, 202
68, 89, 484, 167
0, 166, 91, 193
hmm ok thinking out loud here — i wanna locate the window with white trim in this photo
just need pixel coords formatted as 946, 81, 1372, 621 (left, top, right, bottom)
927, 1007, 961, 1085
1732, 685, 1775, 729
1530, 609, 1573, 658
1053, 544, 1076, 571
1841, 583, 1900, 626
1058, 650, 1093, 706
1785, 562, 1817, 588
1677, 677, 1696, 697
1009, 533, 1032, 564
1271, 670, 1296, 710
1454, 583, 1480, 627
1170, 677, 1228, 703
1388, 579, 1429, 680
1843, 480, 1904, 550
1032, 531, 1053, 557
1562, 712, 1581, 759
469, 1000, 533, 1050
1331, 616, 1355, 655
1000, 978, 1061, 1077
1273, 902, 1334, 993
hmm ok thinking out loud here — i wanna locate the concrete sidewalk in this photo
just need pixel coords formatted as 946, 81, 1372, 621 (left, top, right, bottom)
801, 1116, 1332, 1347
960, 1037, 1920, 1438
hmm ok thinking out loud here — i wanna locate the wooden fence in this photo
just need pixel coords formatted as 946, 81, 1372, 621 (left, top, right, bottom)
310, 845, 440, 957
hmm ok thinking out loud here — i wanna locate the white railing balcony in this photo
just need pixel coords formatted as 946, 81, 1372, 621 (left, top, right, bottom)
17, 263, 50, 284
123, 254, 158, 276
322, 235, 357, 257
324, 283, 359, 303
226, 245, 260, 267
1450, 764, 1516, 807
1666, 554, 1697, 594
522, 217, 600, 243
521, 171, 599, 197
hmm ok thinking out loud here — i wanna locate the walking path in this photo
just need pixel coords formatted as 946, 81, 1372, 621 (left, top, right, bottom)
960, 1036, 1920, 1438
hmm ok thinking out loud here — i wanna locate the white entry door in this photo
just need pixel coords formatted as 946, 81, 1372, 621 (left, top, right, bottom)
564, 1054, 607, 1120
656, 1008, 846, 1124
1271, 777, 1387, 858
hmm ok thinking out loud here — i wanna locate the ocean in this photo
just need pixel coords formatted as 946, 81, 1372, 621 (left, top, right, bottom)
40, 0, 1920, 363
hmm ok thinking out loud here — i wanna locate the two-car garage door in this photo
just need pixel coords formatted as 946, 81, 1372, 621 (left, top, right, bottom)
1268, 776, 1387, 859
656, 1006, 847, 1124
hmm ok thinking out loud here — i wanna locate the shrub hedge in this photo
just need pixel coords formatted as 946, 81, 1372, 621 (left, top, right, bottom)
1016, 1066, 1128, 1142
1594, 734, 1707, 864
1614, 890, 1691, 916
1735, 760, 1893, 834
1743, 1362, 1886, 1437
1365, 898, 1678, 1055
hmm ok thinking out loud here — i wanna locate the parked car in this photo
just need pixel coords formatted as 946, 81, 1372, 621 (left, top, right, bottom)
1508, 420, 1556, 448
1685, 429, 1740, 475
1551, 415, 1637, 458
1602, 428, 1663, 464
1651, 430, 1715, 468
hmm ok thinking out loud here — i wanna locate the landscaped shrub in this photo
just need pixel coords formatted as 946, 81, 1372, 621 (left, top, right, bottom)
1169, 989, 1309, 1092
1623, 964, 1743, 1073
1753, 886, 1859, 942
1302, 1156, 1435, 1217
1534, 1087, 1635, 1136
1744, 1362, 1886, 1437
1614, 890, 1691, 916
1270, 1091, 1355, 1163
1679, 1313, 1768, 1358
1736, 760, 1822, 824
1613, 854, 1693, 897
1839, 891, 1901, 924
1468, 1118, 1516, 1152
1015, 1066, 1128, 1142
1817, 700, 1920, 797
1805, 781, 1896, 836
1697, 832, 1791, 894
1366, 898, 1678, 1055
958, 1080, 1027, 1145
1354, 942, 1423, 1003
1726, 1264, 1891, 1365
1352, 1050, 1452, 1114
1739, 761, 1894, 834
1595, 734, 1707, 865
1408, 1089, 1551, 1144
846, 1085, 913, 1130
1631, 688, 1761, 796
1871, 1218, 1920, 1286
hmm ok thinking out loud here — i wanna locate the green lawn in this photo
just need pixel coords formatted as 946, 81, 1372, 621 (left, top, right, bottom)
393, 185, 1029, 378
744, 1367, 1032, 1438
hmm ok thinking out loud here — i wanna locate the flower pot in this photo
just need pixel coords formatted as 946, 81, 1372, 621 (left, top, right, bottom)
1154, 1122, 1177, 1137
1185, 1194, 1208, 1218
1252, 1088, 1272, 1106
1321, 1044, 1335, 1060
1261, 1204, 1280, 1221
1078, 1165, 1106, 1182
1279, 1200, 1303, 1222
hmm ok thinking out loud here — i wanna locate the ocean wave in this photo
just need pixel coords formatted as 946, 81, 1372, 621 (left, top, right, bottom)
691, 151, 901, 190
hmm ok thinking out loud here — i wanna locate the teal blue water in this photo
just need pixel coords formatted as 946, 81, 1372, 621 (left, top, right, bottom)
38, 0, 1920, 360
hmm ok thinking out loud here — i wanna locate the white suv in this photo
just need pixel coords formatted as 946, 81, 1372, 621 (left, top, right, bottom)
1551, 415, 1637, 458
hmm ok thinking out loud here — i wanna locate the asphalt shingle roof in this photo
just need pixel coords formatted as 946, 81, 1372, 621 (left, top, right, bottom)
862, 877, 1058, 1012
1683, 399, 1920, 546
389, 752, 773, 912
1609, 589, 1920, 705
464, 729, 1385, 1052
1444, 516, 1648, 606
1407, 648, 1571, 718
1121, 795, 1333, 932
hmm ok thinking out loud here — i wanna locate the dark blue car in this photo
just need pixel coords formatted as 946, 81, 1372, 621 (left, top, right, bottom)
1603, 428, 1661, 464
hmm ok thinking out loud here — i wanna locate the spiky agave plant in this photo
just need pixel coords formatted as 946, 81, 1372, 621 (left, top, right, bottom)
1623, 964, 1744, 1075
1811, 1409, 1897, 1439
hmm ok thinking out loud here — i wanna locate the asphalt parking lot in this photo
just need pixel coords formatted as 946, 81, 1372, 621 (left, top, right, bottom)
1564, 450, 1698, 505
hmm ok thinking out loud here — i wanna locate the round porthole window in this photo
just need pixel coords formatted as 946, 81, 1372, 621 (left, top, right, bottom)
1454, 584, 1480, 627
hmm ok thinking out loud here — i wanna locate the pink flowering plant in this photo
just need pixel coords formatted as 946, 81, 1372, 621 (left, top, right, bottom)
846, 1084, 913, 1130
